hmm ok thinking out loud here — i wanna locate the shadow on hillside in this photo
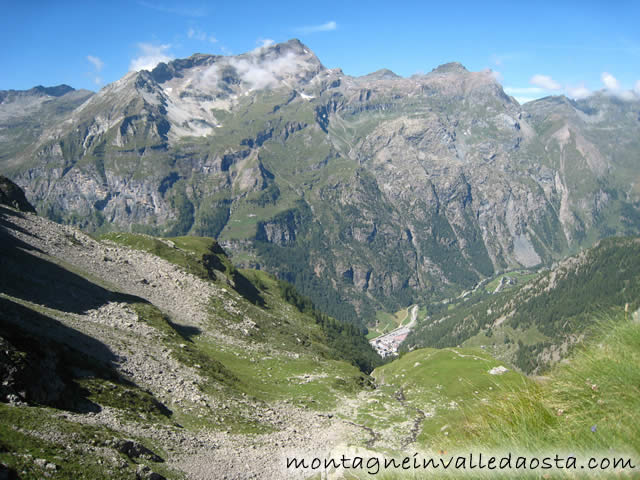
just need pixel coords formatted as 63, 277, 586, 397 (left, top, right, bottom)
1, 296, 112, 413
0, 206, 42, 240
0, 297, 172, 417
167, 319, 201, 341
0, 208, 144, 314
232, 270, 265, 307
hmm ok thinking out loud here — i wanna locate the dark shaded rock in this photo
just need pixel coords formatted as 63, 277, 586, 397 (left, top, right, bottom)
116, 440, 164, 463
136, 464, 166, 480
0, 463, 18, 480
0, 334, 65, 406
0, 176, 35, 213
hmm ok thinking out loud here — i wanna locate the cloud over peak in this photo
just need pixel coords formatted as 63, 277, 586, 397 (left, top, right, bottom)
530, 74, 561, 90
601, 72, 620, 90
193, 40, 317, 93
130, 43, 173, 72
566, 84, 591, 100
600, 72, 637, 100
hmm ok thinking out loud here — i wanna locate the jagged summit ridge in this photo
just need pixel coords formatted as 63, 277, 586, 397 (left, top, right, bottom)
146, 38, 324, 86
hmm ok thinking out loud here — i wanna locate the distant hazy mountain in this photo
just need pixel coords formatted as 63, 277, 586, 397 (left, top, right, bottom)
2, 39, 639, 324
0, 84, 93, 166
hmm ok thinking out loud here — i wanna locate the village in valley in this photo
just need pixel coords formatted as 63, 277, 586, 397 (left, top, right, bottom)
369, 326, 411, 358
369, 305, 419, 357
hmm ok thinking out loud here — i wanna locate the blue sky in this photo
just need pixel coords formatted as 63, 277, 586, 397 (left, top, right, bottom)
2, 1, 639, 103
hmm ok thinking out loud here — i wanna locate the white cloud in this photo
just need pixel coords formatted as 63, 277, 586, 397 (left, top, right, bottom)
256, 38, 275, 49
249, 38, 275, 55
295, 20, 337, 34
505, 72, 637, 103
130, 43, 173, 72
93, 76, 103, 85
601, 72, 620, 90
600, 72, 637, 100
231, 51, 300, 90
479, 69, 502, 83
87, 55, 104, 72
617, 90, 636, 101
197, 45, 307, 92
566, 84, 591, 99
530, 74, 561, 90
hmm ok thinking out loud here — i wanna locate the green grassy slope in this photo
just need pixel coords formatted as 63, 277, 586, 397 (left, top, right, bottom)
363, 348, 528, 449
457, 315, 640, 455
340, 314, 640, 479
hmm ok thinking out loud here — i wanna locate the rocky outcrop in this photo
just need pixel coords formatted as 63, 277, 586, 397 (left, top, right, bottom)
0, 176, 36, 213
256, 208, 305, 246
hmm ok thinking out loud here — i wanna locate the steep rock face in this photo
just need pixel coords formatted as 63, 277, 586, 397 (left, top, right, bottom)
2, 40, 640, 323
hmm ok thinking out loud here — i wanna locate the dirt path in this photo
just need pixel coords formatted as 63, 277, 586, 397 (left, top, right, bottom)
406, 304, 419, 328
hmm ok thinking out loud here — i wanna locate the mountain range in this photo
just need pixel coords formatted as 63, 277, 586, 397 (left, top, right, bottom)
2, 38, 640, 327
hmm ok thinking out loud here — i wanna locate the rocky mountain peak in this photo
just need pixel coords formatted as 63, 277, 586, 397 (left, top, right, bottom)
268, 38, 311, 55
361, 68, 401, 80
150, 53, 220, 84
429, 62, 469, 74
236, 38, 326, 80
142, 39, 325, 96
